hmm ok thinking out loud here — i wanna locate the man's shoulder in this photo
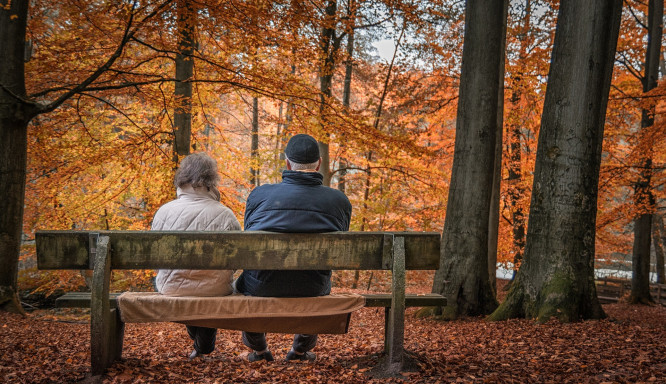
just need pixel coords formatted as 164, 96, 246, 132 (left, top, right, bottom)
248, 183, 279, 198
320, 186, 351, 203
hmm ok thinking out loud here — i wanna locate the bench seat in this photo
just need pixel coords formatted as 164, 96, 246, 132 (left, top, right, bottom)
118, 292, 364, 334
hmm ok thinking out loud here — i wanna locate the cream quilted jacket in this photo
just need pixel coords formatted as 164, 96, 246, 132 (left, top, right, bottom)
153, 185, 240, 296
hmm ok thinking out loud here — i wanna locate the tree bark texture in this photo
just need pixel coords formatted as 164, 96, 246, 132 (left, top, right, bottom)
630, 0, 662, 304
173, 0, 195, 163
432, 0, 507, 318
0, 0, 32, 314
490, 0, 622, 322
338, 0, 356, 194
317, 0, 339, 187
250, 97, 260, 186
488, 0, 509, 294
653, 214, 665, 284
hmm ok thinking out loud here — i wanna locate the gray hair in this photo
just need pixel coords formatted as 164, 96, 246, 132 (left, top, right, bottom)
174, 152, 220, 189
286, 157, 319, 171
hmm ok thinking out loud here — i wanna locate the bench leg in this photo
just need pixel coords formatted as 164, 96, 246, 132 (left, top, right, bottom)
111, 309, 125, 361
90, 235, 117, 375
384, 236, 406, 373
384, 307, 390, 352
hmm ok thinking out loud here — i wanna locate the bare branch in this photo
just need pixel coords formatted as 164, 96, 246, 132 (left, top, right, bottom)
626, 0, 648, 29
79, 91, 171, 159
374, 23, 406, 130
38, 0, 175, 114
615, 52, 644, 81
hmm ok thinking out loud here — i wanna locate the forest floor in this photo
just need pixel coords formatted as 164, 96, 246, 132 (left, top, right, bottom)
1, 276, 665, 383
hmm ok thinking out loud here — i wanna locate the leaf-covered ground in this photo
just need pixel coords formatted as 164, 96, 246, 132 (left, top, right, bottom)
1, 278, 665, 383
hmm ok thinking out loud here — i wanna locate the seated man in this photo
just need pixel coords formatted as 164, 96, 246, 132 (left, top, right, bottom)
153, 152, 241, 360
235, 133, 352, 362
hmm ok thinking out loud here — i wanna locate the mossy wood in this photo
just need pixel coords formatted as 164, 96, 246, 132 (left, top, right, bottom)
36, 230, 440, 270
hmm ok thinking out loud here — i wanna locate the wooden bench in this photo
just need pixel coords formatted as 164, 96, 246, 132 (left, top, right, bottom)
596, 277, 666, 305
36, 230, 445, 375
596, 277, 631, 303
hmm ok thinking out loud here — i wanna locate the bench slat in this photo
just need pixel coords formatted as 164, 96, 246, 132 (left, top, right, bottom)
56, 292, 121, 308
37, 231, 440, 271
363, 293, 447, 307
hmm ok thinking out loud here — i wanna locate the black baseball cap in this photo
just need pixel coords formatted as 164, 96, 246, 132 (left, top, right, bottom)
285, 134, 320, 164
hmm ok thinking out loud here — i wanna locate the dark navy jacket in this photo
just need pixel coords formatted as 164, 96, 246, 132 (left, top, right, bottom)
235, 170, 352, 297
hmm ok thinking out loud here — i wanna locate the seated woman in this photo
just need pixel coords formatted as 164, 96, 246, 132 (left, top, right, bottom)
152, 152, 240, 359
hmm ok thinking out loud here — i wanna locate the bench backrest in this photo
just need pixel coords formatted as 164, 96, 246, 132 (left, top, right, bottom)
36, 230, 441, 270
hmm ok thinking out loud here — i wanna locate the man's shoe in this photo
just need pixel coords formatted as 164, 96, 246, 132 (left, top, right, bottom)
248, 350, 274, 362
188, 350, 203, 360
285, 350, 316, 362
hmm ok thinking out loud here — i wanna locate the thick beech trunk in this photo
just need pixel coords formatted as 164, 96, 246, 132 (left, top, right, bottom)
0, 117, 29, 314
488, 0, 509, 294
0, 0, 31, 314
173, 0, 195, 163
490, 0, 622, 322
630, 0, 662, 304
432, 0, 507, 318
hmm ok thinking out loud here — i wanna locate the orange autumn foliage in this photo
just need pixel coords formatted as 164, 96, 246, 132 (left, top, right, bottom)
15, 0, 665, 295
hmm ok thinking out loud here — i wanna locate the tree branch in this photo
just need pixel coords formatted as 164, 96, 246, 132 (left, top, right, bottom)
615, 52, 644, 82
38, 0, 175, 115
373, 23, 406, 130
626, 0, 648, 30
79, 91, 171, 159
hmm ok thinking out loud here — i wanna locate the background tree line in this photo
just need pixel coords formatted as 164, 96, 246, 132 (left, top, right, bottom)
1, 0, 664, 322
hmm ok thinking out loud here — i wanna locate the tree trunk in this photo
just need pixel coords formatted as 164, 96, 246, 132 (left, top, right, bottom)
507, 0, 532, 281
316, 0, 339, 187
630, 0, 662, 304
631, 183, 654, 303
173, 0, 195, 163
250, 97, 260, 186
432, 0, 507, 318
488, 0, 509, 295
653, 213, 665, 284
338, 0, 356, 194
508, 118, 526, 275
489, 0, 622, 322
0, 0, 31, 314
275, 101, 284, 179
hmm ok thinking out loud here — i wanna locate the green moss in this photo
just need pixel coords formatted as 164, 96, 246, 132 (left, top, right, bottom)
530, 271, 576, 323
489, 270, 606, 323
488, 285, 525, 321
437, 304, 458, 321
414, 306, 438, 319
